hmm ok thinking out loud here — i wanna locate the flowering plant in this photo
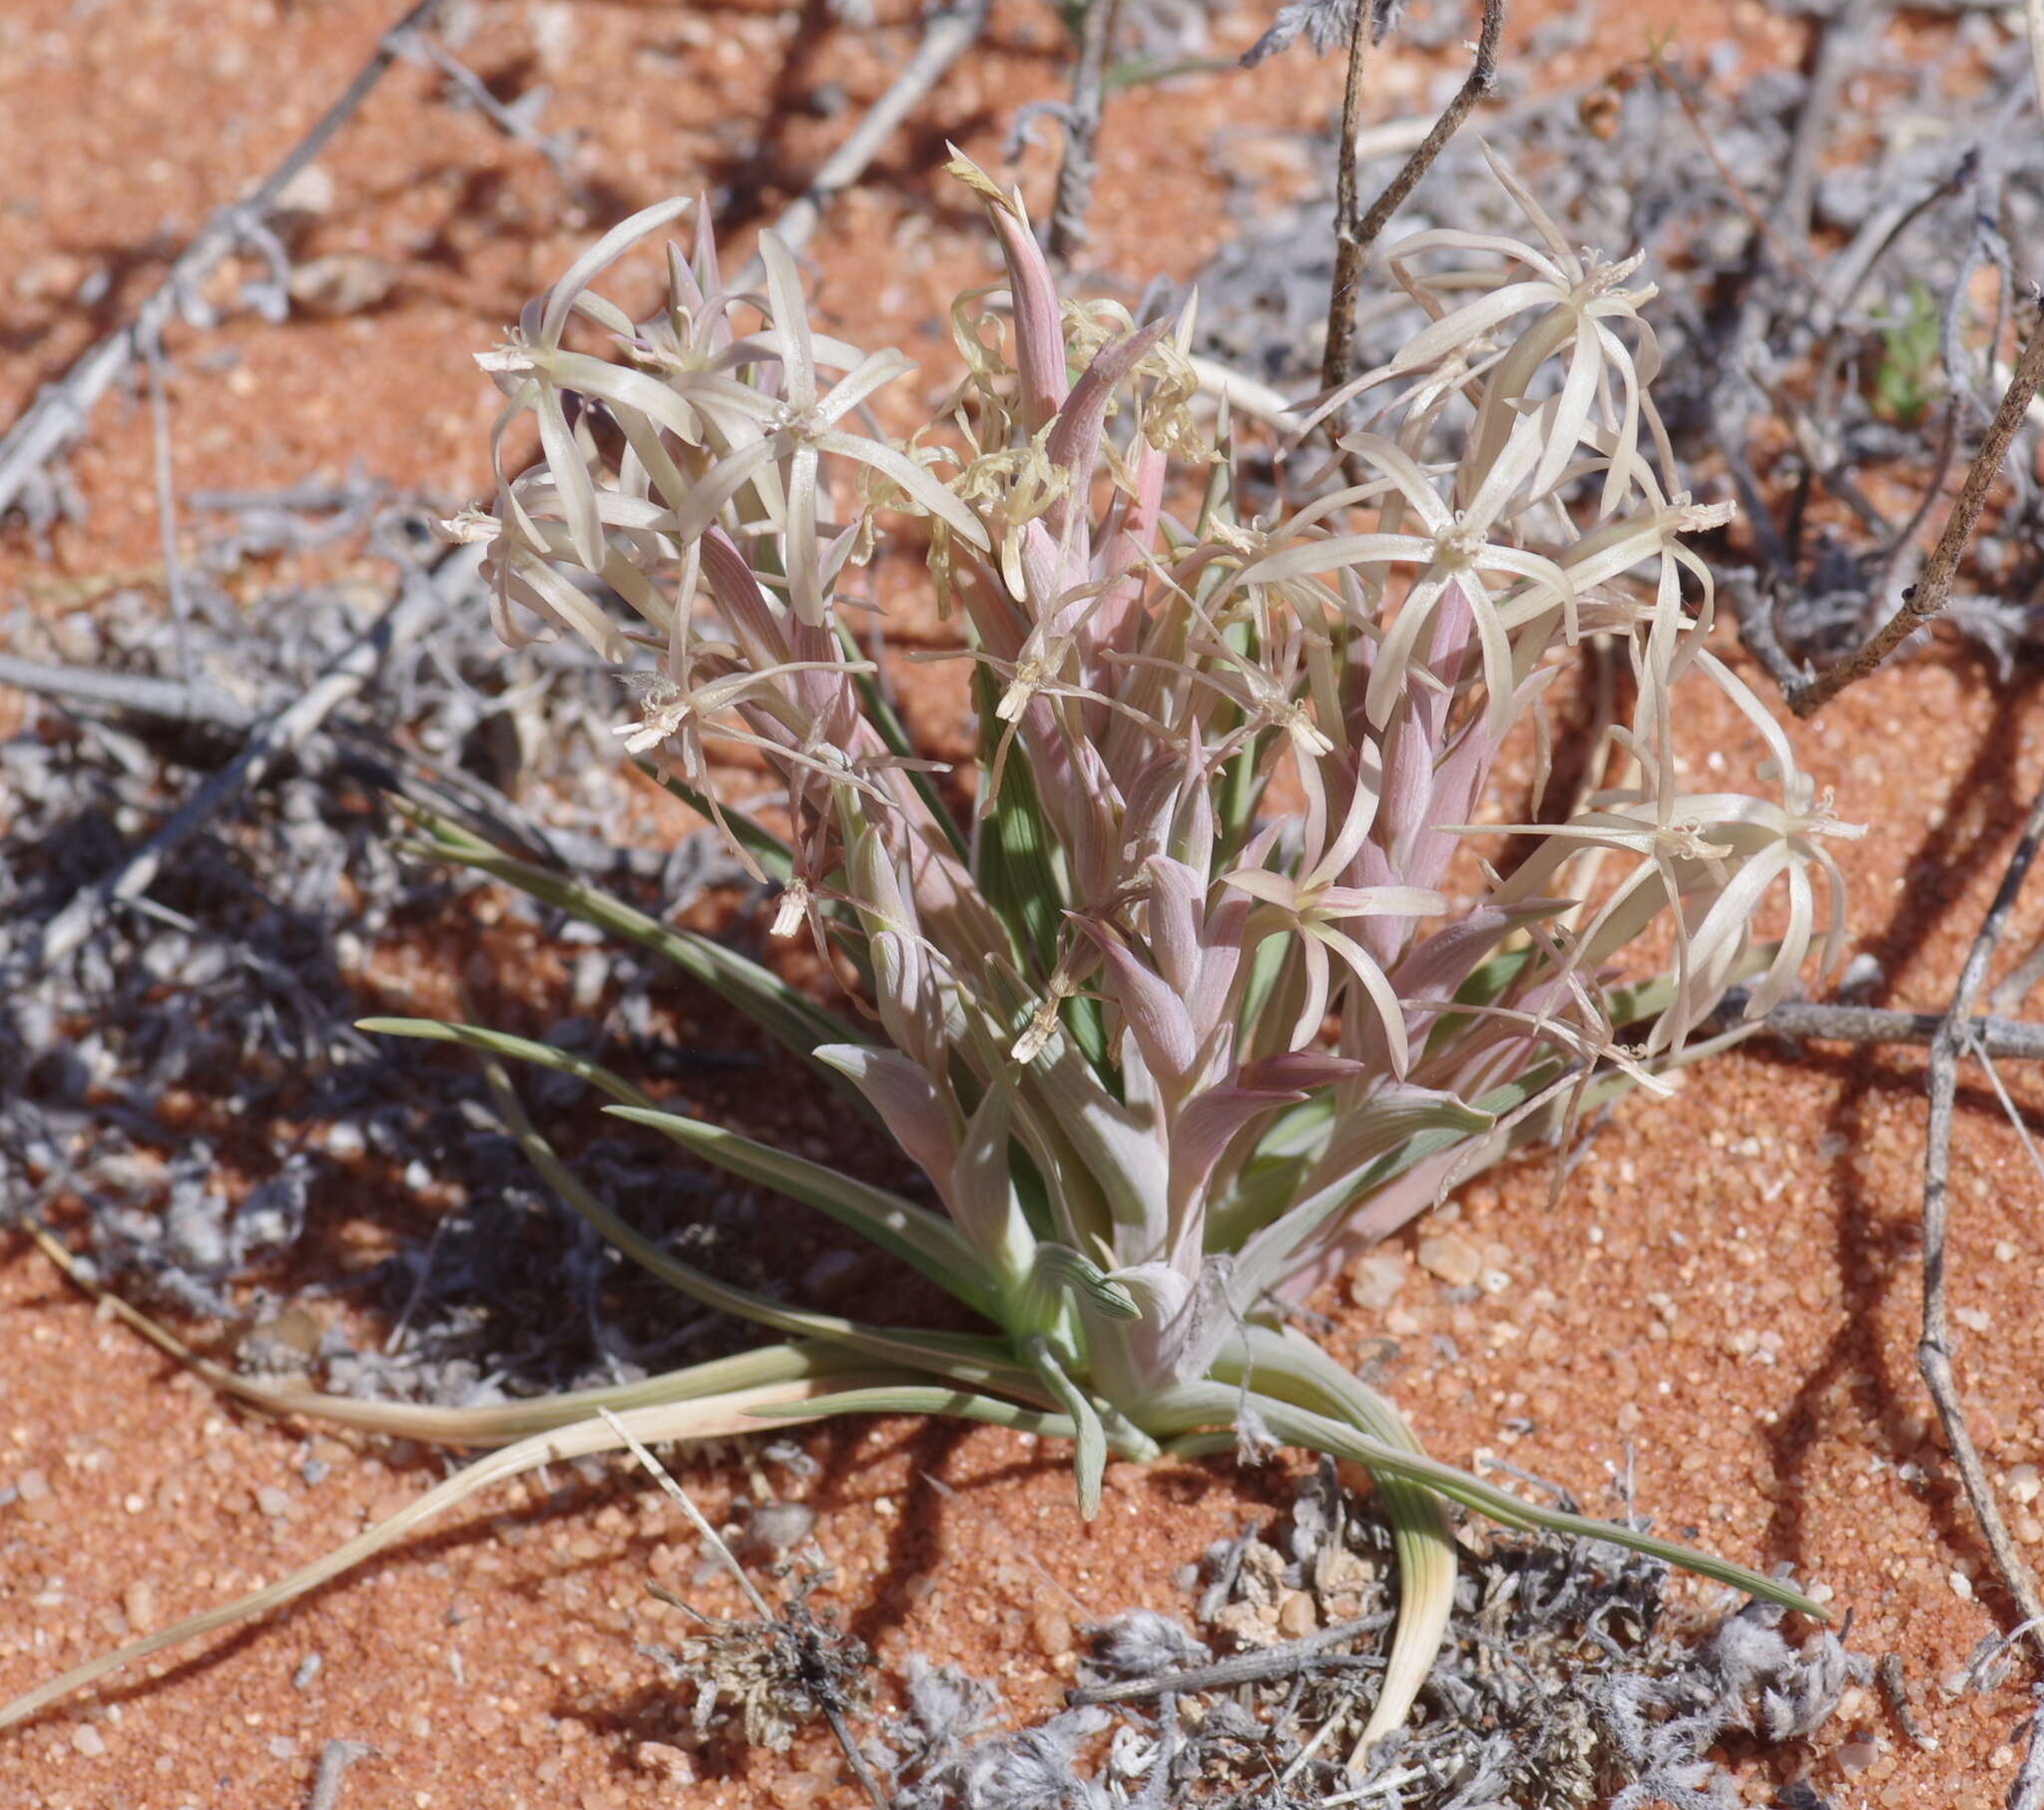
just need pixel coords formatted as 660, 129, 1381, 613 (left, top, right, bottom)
5, 154, 1854, 1761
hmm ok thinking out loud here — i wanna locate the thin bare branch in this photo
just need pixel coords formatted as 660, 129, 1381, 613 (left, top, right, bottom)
1048, 0, 1122, 263
144, 340, 193, 682
1319, 0, 1377, 398
0, 0, 447, 523
1917, 778, 2044, 1667
1748, 1001, 2044, 1062
2025, 0, 2044, 124
1791, 311, 2044, 715
1321, 0, 1505, 399
1067, 1614, 1386, 1705
1648, 45, 1822, 297
0, 656, 257, 732
11, 543, 483, 979
601, 1410, 888, 1810
754, 0, 992, 267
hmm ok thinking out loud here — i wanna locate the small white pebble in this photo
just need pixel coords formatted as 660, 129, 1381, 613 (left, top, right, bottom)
1346, 1252, 1407, 1311
1416, 1231, 1482, 1288
1836, 1733, 1879, 1774
121, 1581, 157, 1631
1955, 1306, 1991, 1334
256, 1486, 292, 1518
1994, 1240, 2019, 1263
71, 1723, 107, 1758
1949, 1570, 1974, 1600
16, 1469, 51, 1503
1807, 1582, 1835, 1604
2006, 1465, 2041, 1507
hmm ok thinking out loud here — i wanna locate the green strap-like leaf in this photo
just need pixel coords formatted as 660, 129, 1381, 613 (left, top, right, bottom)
1230, 1329, 1457, 1754
632, 758, 796, 881
606, 1104, 1004, 1324
1022, 1241, 1140, 1322
391, 804, 858, 1076
972, 667, 1063, 976
361, 1017, 658, 1109
1144, 1382, 1824, 1619
476, 1053, 1043, 1398
844, 621, 972, 864
364, 1018, 1036, 1391
1222, 1088, 1501, 1288
750, 1385, 1083, 1441
1026, 1336, 1108, 1520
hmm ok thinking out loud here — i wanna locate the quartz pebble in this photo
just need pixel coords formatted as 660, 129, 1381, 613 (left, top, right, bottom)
636, 1742, 695, 1781
121, 1580, 156, 1631
1347, 1252, 1407, 1310
1416, 1231, 1482, 1288
1032, 1602, 1073, 1657
1276, 1589, 1316, 1640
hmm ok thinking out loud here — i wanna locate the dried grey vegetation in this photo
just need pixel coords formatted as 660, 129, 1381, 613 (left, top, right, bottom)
1190, 0, 2044, 679
639, 1559, 876, 1754
0, 484, 800, 1409
845, 1468, 1862, 1808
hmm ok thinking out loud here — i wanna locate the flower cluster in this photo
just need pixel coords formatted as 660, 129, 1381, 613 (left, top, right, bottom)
433, 153, 1853, 1754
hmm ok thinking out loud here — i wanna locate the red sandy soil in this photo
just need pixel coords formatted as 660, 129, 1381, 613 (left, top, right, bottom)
2, 2, 2040, 1807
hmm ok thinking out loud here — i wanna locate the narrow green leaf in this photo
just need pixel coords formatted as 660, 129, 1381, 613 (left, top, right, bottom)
971, 667, 1065, 980
606, 1104, 1004, 1323
1223, 1088, 1503, 1285
1230, 1330, 1457, 1753
1027, 1336, 1107, 1520
1144, 1382, 1825, 1619
0, 1368, 917, 1735
1023, 1242, 1140, 1322
477, 1053, 1043, 1398
360, 1017, 658, 1110
632, 758, 795, 881
750, 1385, 1082, 1441
391, 816, 860, 1081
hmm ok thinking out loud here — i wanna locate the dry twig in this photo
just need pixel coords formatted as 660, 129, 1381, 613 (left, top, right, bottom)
1048, 0, 1122, 262
0, 657, 257, 732
1749, 1002, 2044, 1062
599, 1410, 888, 1810
1877, 1651, 1936, 1751
754, 0, 992, 266
0, 0, 447, 523
1319, 0, 1378, 399
1321, 0, 1505, 399
1790, 314, 2044, 716
1067, 1614, 1385, 1706
11, 543, 483, 978
1916, 778, 2044, 1668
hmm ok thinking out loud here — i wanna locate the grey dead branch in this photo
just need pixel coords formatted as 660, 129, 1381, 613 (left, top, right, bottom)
860, 1468, 1863, 1808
